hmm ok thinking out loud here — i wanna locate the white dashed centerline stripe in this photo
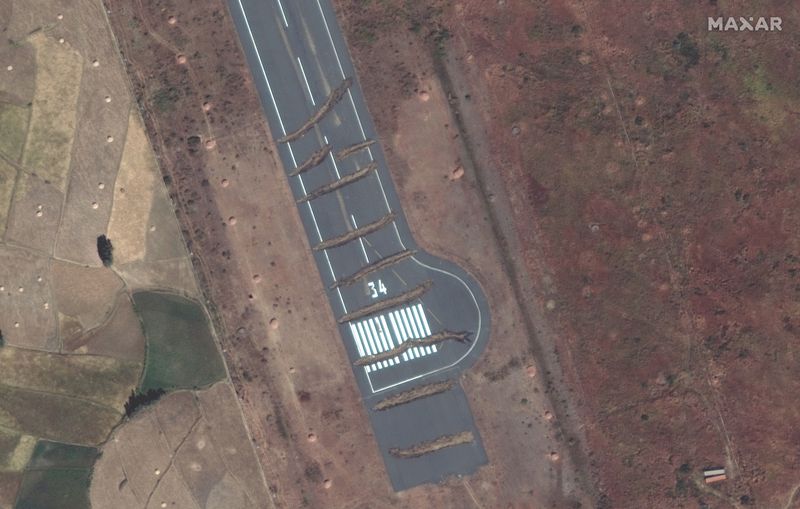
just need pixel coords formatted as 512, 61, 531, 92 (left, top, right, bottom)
234, 1, 347, 315
350, 214, 369, 263
276, 0, 288, 27
297, 57, 316, 105
328, 146, 343, 179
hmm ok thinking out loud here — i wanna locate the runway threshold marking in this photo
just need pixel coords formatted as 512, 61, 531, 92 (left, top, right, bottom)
389, 312, 409, 361
239, 0, 488, 391
350, 214, 369, 263
350, 304, 437, 373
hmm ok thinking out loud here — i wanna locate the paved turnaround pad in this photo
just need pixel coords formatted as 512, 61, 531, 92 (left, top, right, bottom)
227, 0, 491, 490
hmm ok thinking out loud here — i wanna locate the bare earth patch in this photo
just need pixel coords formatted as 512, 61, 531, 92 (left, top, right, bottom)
52, 260, 124, 341
107, 111, 158, 266
63, 292, 146, 362
0, 244, 57, 350
4, 173, 64, 254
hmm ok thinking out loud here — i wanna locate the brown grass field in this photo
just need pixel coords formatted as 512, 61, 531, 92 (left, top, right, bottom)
106, 112, 158, 266
333, 1, 800, 507
0, 245, 57, 350
20, 32, 82, 194
85, 0, 800, 506
90, 384, 270, 509
52, 260, 124, 341
63, 292, 146, 362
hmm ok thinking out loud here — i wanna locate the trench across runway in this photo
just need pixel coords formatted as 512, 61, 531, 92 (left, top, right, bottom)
227, 0, 492, 490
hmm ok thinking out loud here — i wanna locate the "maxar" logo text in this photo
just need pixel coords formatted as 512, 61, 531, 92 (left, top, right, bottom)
708, 17, 782, 31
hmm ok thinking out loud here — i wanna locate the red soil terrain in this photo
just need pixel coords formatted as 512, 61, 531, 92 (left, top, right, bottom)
334, 1, 800, 508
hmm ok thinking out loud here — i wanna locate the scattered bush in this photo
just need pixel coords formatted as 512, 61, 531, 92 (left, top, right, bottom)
96, 235, 114, 267
123, 388, 166, 417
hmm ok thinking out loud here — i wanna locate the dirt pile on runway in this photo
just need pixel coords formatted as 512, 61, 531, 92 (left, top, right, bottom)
373, 380, 454, 411
354, 331, 469, 366
278, 77, 352, 143
338, 279, 431, 323
389, 431, 474, 459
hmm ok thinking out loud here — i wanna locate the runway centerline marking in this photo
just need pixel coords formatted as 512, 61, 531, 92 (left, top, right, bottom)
297, 57, 316, 105
234, 0, 348, 313
350, 214, 369, 263
276, 0, 288, 27
323, 136, 342, 179
238, 0, 488, 392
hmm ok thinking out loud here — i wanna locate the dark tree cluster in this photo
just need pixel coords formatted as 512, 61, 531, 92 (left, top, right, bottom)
96, 235, 114, 267
124, 388, 166, 417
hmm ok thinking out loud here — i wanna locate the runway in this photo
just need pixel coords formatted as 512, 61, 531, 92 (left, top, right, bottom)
227, 0, 491, 490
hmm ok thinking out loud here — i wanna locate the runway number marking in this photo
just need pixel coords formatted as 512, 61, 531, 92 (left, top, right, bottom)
368, 279, 387, 299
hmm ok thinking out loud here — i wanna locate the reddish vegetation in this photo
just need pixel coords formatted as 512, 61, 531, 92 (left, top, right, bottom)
335, 0, 800, 507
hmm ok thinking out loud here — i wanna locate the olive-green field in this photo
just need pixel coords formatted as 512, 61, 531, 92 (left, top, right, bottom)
134, 291, 226, 392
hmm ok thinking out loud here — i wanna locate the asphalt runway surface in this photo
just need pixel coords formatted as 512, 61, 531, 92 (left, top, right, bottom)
227, 0, 492, 490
